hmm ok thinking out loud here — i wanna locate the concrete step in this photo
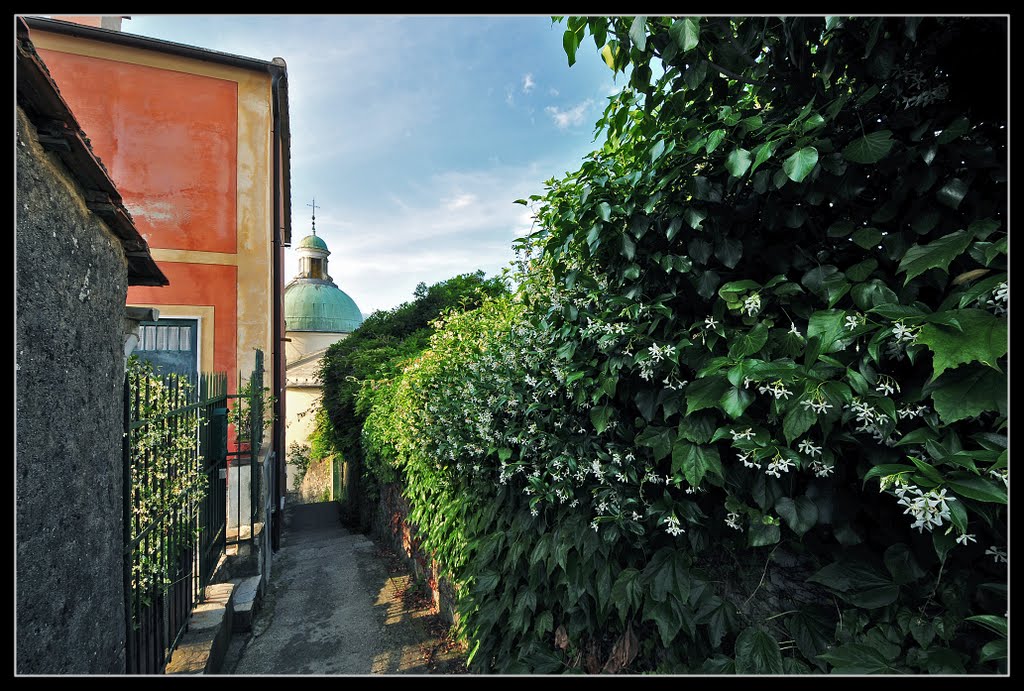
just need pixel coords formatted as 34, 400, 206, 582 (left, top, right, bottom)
230, 575, 263, 633
165, 582, 236, 675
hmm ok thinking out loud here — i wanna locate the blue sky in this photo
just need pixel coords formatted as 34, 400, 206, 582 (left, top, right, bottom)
120, 14, 622, 314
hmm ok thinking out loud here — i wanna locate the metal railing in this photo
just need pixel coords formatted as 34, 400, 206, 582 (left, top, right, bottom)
227, 349, 264, 546
122, 367, 227, 674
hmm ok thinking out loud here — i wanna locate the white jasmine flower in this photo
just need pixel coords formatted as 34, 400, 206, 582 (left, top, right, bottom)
812, 461, 835, 478
797, 439, 823, 457
956, 533, 977, 546
892, 321, 918, 344
743, 293, 762, 316
531, 507, 539, 517
705, 316, 720, 330
897, 486, 956, 533
845, 314, 861, 331
766, 456, 795, 478
664, 515, 685, 536
788, 322, 802, 337
738, 451, 760, 469
725, 512, 743, 531
732, 428, 756, 441
989, 467, 1008, 488
985, 546, 1007, 563
993, 282, 1008, 303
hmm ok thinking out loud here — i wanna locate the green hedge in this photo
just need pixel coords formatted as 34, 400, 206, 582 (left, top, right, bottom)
340, 16, 1007, 674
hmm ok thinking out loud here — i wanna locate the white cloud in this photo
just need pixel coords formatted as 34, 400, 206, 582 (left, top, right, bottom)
522, 72, 536, 93
545, 99, 594, 130
548, 87, 560, 96
505, 85, 515, 106
445, 193, 476, 210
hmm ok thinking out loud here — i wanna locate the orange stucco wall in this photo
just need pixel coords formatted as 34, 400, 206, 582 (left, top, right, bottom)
128, 262, 238, 392
36, 49, 238, 254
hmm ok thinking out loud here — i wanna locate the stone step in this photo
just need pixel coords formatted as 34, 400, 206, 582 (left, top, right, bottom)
165, 582, 236, 675
230, 575, 263, 633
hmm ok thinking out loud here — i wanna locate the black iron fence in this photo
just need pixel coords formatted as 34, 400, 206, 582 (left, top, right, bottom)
227, 349, 264, 545
122, 365, 227, 675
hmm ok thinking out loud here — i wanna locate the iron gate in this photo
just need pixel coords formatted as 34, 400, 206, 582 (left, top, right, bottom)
122, 365, 227, 674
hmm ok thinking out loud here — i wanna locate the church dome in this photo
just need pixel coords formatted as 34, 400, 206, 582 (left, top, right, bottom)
285, 227, 363, 333
296, 233, 329, 252
285, 281, 363, 333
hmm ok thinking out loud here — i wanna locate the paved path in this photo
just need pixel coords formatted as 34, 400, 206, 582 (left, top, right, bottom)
225, 502, 464, 675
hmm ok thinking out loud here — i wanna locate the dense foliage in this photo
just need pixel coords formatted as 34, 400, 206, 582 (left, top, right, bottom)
319, 271, 508, 526
126, 356, 206, 608
335, 16, 1008, 673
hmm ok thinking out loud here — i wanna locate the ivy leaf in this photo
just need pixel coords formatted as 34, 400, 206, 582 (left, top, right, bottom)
846, 258, 878, 282
883, 543, 925, 585
686, 376, 731, 415
705, 129, 726, 154
979, 639, 1008, 664
725, 148, 752, 177
601, 41, 621, 71
842, 130, 894, 164
917, 308, 1007, 379
818, 643, 900, 673
728, 322, 769, 358
695, 270, 721, 299
563, 28, 581, 67
650, 139, 666, 162
734, 627, 784, 674
719, 386, 754, 419
750, 140, 776, 173
802, 266, 850, 307
782, 146, 818, 182
965, 614, 1008, 637
788, 609, 835, 662
590, 405, 612, 434
748, 521, 780, 547
851, 227, 882, 249
946, 475, 1007, 504
683, 209, 706, 231
936, 177, 969, 209
897, 230, 973, 285
806, 309, 847, 353
929, 365, 1007, 424
670, 17, 701, 52
775, 496, 818, 536
678, 414, 715, 444
714, 237, 743, 268
643, 598, 683, 647
782, 402, 816, 445
629, 16, 648, 52
936, 116, 970, 144
636, 425, 675, 461
910, 617, 936, 648
672, 439, 722, 486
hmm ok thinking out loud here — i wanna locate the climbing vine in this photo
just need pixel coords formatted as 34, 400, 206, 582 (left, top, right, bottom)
126, 356, 207, 608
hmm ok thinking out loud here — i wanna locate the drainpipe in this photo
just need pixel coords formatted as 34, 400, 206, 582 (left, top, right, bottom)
270, 62, 285, 552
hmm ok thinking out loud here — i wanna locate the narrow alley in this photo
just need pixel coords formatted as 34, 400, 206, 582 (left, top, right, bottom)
222, 502, 465, 675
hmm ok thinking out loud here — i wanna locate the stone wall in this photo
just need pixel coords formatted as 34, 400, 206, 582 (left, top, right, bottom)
16, 106, 130, 674
373, 483, 459, 626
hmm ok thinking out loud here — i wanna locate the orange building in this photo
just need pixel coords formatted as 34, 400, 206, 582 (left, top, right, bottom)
24, 15, 292, 547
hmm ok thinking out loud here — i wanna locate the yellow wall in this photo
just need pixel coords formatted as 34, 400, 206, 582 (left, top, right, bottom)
284, 331, 348, 363
32, 30, 275, 381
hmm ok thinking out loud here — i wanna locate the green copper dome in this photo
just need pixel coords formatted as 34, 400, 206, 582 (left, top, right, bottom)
285, 281, 364, 333
297, 234, 329, 252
